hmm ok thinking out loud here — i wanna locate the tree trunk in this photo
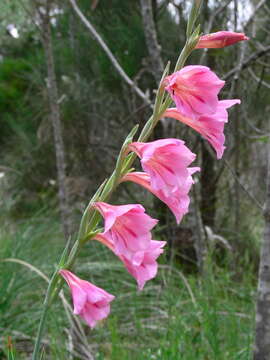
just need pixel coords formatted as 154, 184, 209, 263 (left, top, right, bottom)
139, 0, 164, 83
41, 1, 72, 239
200, 142, 217, 228
253, 139, 270, 359
192, 186, 207, 275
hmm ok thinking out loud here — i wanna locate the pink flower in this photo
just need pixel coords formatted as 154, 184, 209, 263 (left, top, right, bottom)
129, 139, 197, 197
94, 233, 165, 290
93, 202, 158, 264
59, 270, 114, 328
121, 240, 166, 290
121, 170, 200, 224
164, 65, 225, 119
196, 31, 249, 49
164, 100, 241, 159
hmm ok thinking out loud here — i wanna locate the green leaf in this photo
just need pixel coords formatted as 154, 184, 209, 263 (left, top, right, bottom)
186, 0, 203, 37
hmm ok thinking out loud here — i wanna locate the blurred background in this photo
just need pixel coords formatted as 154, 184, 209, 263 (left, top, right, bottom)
0, 0, 269, 359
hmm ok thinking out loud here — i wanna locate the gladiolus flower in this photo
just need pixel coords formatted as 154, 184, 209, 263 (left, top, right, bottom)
164, 100, 241, 159
121, 240, 166, 290
93, 202, 158, 264
196, 31, 249, 49
164, 65, 225, 119
129, 139, 197, 197
121, 170, 200, 224
59, 270, 114, 328
94, 233, 165, 290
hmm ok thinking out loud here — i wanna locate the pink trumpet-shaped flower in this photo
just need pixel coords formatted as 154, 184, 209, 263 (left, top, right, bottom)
164, 99, 241, 159
121, 170, 199, 224
94, 233, 166, 290
122, 240, 166, 290
129, 139, 197, 197
164, 65, 225, 119
93, 202, 158, 264
196, 31, 249, 49
59, 270, 114, 328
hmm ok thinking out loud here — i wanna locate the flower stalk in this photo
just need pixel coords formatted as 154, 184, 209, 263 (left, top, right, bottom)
32, 269, 60, 359
32, 5, 204, 358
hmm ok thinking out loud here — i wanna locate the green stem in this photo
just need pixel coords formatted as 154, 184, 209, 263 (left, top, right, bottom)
32, 270, 59, 360
32, 234, 86, 360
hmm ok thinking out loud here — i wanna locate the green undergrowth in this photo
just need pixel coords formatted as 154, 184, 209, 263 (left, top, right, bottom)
0, 211, 255, 360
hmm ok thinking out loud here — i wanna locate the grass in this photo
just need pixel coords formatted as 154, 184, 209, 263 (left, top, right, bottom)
0, 210, 256, 360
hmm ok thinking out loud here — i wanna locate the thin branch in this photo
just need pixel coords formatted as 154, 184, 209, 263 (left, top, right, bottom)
224, 45, 270, 80
248, 67, 270, 89
69, 0, 151, 106
224, 159, 263, 212
17, 0, 43, 35
139, 0, 164, 84
263, 3, 270, 16
244, 0, 266, 31
0, 165, 21, 174
206, 0, 233, 34
40, 1, 72, 239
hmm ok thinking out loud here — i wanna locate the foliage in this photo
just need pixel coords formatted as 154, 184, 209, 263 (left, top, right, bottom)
0, 213, 256, 359
0, 0, 269, 358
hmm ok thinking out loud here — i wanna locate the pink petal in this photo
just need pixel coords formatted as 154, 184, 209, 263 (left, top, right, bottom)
127, 139, 198, 220
121, 169, 200, 224
94, 202, 145, 232
94, 202, 158, 263
164, 99, 240, 159
164, 65, 225, 119
59, 270, 114, 328
121, 240, 166, 290
196, 31, 249, 49
130, 139, 196, 192
94, 230, 166, 289
59, 270, 88, 314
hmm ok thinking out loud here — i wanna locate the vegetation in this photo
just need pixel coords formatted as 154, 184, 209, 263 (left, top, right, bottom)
0, 210, 256, 359
0, 0, 269, 358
